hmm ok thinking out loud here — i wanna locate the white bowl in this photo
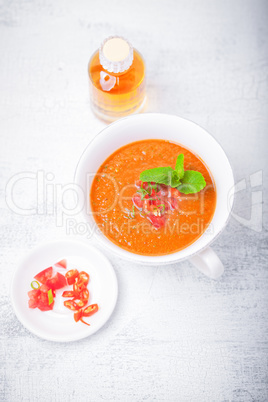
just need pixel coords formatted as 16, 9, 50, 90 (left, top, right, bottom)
75, 114, 234, 277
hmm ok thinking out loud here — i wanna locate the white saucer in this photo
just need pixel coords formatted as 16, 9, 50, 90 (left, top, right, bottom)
10, 240, 118, 342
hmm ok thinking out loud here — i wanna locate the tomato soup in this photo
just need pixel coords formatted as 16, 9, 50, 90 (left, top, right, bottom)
90, 140, 216, 256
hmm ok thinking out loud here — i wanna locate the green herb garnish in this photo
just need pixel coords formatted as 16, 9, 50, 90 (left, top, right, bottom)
137, 188, 148, 199
139, 154, 206, 194
177, 170, 206, 194
159, 204, 166, 211
140, 166, 174, 187
31, 281, 40, 290
48, 289, 53, 305
175, 154, 184, 180
147, 182, 157, 194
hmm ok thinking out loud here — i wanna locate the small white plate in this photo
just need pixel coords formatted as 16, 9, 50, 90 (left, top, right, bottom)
10, 240, 118, 342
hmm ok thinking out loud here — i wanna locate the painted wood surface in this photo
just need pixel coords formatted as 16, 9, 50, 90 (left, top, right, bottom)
0, 0, 267, 400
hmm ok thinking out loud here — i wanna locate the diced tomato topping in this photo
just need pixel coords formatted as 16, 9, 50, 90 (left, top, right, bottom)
169, 197, 178, 210
157, 187, 168, 197
46, 272, 67, 290
83, 304, 99, 317
65, 269, 79, 285
34, 267, 53, 285
135, 180, 142, 188
147, 214, 166, 229
55, 259, 67, 269
142, 182, 149, 190
170, 188, 181, 198
132, 193, 143, 209
132, 181, 181, 229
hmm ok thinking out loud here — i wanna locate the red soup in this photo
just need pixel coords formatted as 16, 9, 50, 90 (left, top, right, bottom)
90, 140, 216, 256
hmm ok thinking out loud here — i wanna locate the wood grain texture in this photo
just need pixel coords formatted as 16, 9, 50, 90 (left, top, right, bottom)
0, 0, 267, 401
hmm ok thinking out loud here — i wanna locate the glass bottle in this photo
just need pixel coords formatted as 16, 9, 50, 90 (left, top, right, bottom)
88, 36, 146, 122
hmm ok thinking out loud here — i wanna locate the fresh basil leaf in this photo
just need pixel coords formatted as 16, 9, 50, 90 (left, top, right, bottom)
139, 154, 206, 193
175, 154, 184, 179
140, 167, 174, 186
170, 170, 181, 188
177, 170, 206, 194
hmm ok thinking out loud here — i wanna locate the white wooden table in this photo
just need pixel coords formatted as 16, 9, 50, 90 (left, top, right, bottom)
1, 0, 267, 400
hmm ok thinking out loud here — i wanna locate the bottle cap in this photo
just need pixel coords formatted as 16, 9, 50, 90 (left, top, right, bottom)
99, 36, 134, 73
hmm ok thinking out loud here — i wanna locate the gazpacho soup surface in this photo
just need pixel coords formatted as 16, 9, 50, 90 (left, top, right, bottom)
90, 140, 216, 256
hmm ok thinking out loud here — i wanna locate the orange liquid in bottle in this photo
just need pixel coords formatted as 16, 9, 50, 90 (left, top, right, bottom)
88, 48, 146, 122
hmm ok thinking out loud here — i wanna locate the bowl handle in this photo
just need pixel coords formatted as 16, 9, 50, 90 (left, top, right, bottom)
189, 247, 224, 279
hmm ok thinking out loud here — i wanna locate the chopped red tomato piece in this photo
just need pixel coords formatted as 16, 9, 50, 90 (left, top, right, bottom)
83, 304, 99, 317
168, 197, 178, 210
132, 193, 143, 209
142, 182, 149, 190
28, 298, 39, 309
147, 214, 166, 229
39, 284, 50, 293
28, 289, 41, 299
46, 272, 67, 290
132, 181, 181, 230
28, 285, 55, 310
37, 301, 54, 311
31, 284, 54, 311
170, 188, 181, 197
39, 285, 50, 303
65, 269, 79, 285
157, 186, 169, 197
55, 259, 67, 269
34, 267, 53, 285
28, 289, 41, 309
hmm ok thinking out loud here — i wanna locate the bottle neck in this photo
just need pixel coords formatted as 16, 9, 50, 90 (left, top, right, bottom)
99, 36, 134, 74
99, 51, 133, 76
